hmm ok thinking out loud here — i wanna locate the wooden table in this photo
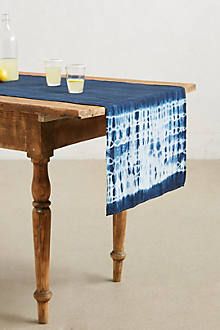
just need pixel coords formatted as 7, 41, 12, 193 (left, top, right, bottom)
0, 73, 196, 324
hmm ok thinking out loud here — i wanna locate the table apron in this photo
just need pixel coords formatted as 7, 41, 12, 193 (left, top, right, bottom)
0, 110, 106, 158
51, 115, 106, 150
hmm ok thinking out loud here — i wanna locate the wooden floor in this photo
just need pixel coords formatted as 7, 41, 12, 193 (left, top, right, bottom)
0, 160, 219, 330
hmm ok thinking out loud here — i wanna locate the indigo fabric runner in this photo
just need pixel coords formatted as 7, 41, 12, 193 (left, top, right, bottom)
0, 75, 186, 215
106, 95, 186, 215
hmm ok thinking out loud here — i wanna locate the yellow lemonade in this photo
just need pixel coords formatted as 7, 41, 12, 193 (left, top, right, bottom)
67, 78, 84, 93
0, 58, 18, 81
45, 66, 61, 86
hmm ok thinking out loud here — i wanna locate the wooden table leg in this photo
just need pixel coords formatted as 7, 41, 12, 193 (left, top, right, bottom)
110, 210, 127, 282
32, 158, 52, 324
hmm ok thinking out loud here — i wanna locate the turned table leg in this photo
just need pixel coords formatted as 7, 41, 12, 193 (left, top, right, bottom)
32, 158, 52, 324
110, 210, 127, 282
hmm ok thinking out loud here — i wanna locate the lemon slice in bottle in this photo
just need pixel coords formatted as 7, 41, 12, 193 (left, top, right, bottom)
0, 68, 8, 82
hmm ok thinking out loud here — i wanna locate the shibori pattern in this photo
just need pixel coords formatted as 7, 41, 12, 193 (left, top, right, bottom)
106, 90, 186, 215
0, 75, 186, 216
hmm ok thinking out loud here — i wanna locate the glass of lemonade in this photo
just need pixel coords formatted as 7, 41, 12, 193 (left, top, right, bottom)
45, 59, 63, 86
66, 64, 86, 94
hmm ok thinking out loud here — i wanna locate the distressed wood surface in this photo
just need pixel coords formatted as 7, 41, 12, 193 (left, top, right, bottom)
0, 109, 106, 153
0, 72, 196, 121
110, 211, 127, 282
32, 158, 52, 324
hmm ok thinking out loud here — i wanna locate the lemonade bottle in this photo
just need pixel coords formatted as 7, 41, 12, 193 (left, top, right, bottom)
0, 13, 18, 81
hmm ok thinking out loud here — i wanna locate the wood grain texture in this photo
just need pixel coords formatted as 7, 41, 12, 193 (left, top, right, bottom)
32, 158, 52, 324
0, 109, 106, 154
0, 110, 29, 151
50, 116, 106, 150
0, 72, 196, 121
110, 211, 127, 282
0, 95, 105, 120
87, 75, 196, 93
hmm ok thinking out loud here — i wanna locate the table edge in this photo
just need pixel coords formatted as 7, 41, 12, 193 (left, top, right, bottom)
0, 72, 196, 120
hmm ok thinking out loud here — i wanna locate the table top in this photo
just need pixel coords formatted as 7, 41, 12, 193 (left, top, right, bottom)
0, 72, 196, 121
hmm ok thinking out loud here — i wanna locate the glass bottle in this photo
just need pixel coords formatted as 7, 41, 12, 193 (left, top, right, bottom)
0, 13, 18, 81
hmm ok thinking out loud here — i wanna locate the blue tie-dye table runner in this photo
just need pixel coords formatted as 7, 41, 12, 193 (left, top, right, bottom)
0, 75, 186, 215
106, 93, 186, 215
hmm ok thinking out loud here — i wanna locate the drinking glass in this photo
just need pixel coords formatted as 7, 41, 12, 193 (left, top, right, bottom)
45, 59, 63, 86
66, 64, 86, 94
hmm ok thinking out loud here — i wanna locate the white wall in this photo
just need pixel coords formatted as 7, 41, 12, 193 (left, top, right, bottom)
1, 0, 220, 159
